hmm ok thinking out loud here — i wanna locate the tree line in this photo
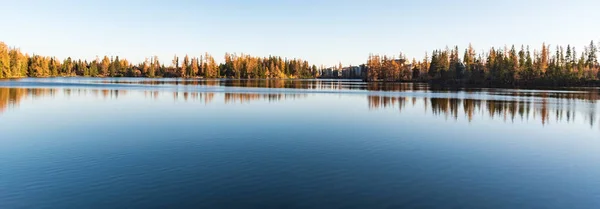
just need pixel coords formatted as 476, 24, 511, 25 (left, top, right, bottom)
2, 40, 600, 86
0, 42, 319, 79
367, 41, 600, 86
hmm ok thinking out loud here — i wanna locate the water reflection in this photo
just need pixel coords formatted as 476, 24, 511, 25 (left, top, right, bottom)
368, 95, 598, 127
99, 79, 449, 92
0, 88, 30, 113
170, 92, 215, 103
95, 78, 600, 94
223, 93, 306, 104
0, 88, 58, 113
0, 88, 127, 114
165, 92, 306, 104
5, 78, 600, 102
1, 85, 598, 128
0, 88, 307, 114
97, 79, 368, 91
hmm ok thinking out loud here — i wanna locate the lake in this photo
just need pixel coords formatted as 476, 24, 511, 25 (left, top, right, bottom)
1, 78, 599, 209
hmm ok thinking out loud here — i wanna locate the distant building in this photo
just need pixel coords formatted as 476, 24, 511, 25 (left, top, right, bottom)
319, 65, 366, 79
342, 66, 362, 79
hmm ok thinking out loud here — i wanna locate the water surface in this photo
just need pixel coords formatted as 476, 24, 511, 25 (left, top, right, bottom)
1, 78, 599, 209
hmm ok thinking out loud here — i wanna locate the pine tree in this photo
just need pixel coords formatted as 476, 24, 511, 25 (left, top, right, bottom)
148, 57, 155, 77
524, 46, 534, 81
540, 43, 549, 74
428, 50, 440, 79
509, 45, 519, 82
578, 52, 586, 79
518, 45, 526, 80
63, 57, 73, 76
181, 55, 189, 77
112, 56, 121, 77
108, 57, 116, 77
9, 49, 20, 77
587, 40, 597, 68
0, 42, 10, 78
150, 56, 159, 77
90, 60, 99, 77
80, 60, 90, 76
49, 57, 58, 76
100, 56, 110, 76
191, 57, 198, 77
172, 55, 179, 77
565, 45, 573, 73
486, 48, 497, 80
464, 44, 475, 78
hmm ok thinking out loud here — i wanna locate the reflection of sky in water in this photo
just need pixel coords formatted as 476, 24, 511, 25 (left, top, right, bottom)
1, 78, 600, 209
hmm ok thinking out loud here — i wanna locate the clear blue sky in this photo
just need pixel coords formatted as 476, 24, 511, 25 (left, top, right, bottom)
1, 0, 599, 66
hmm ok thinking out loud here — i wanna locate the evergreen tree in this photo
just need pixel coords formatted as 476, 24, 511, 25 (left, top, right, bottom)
508, 45, 519, 82
112, 56, 121, 77
540, 43, 549, 74
181, 55, 189, 77
587, 41, 598, 68
578, 52, 586, 79
191, 57, 198, 77
0, 42, 10, 78
90, 60, 99, 77
518, 45, 526, 79
108, 57, 116, 77
101, 56, 110, 76
49, 57, 59, 76
524, 46, 534, 81
565, 45, 573, 73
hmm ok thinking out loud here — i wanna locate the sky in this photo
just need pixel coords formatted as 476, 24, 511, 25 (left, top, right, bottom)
1, 0, 599, 66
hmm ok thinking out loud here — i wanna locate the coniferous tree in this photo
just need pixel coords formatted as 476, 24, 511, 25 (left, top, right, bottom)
101, 56, 110, 76
190, 57, 198, 77
108, 56, 116, 77
540, 43, 549, 75
508, 45, 519, 82
566, 45, 573, 74
0, 42, 10, 78
181, 55, 189, 77
90, 60, 99, 77
587, 41, 598, 68
49, 57, 59, 76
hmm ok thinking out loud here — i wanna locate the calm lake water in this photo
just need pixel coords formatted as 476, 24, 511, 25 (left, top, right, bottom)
1, 78, 599, 209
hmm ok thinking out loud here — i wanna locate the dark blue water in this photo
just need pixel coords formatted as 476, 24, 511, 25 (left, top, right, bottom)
1, 78, 599, 209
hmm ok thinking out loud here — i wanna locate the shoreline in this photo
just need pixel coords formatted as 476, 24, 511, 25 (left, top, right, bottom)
1, 77, 599, 89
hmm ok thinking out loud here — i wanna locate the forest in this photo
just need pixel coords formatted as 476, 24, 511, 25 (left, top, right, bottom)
367, 41, 600, 86
1, 40, 599, 86
0, 42, 319, 79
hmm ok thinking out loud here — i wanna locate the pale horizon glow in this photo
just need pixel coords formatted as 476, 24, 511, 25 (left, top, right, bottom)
1, 0, 599, 66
